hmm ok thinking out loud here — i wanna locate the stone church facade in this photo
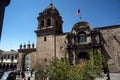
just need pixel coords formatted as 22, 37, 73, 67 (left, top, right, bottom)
0, 3, 120, 74
19, 3, 120, 73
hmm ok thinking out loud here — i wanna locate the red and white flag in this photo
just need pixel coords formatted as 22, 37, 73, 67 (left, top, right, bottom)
75, 9, 80, 16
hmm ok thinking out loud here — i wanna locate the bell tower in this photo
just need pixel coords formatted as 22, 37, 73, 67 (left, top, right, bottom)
35, 3, 64, 67
35, 3, 63, 37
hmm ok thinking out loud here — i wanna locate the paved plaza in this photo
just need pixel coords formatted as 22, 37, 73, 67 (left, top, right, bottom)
96, 73, 120, 80
15, 71, 35, 80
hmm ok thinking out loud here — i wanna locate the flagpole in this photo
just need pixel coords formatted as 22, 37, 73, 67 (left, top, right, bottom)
80, 15, 82, 21
79, 10, 82, 21
76, 9, 82, 21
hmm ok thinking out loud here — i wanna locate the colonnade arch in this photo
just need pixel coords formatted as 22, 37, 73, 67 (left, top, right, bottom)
0, 63, 17, 70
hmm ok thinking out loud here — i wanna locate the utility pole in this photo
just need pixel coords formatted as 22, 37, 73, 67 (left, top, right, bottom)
0, 0, 10, 40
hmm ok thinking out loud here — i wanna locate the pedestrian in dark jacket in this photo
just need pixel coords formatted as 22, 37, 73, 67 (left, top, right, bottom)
21, 71, 25, 80
28, 77, 30, 80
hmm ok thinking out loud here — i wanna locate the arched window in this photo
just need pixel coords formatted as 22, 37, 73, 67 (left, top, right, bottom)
44, 37, 47, 41
8, 55, 10, 59
41, 20, 44, 27
47, 19, 51, 26
77, 32, 87, 44
13, 64, 17, 69
10, 64, 13, 68
1, 56, 3, 59
15, 55, 17, 59
4, 55, 6, 59
11, 56, 14, 59
55, 20, 58, 26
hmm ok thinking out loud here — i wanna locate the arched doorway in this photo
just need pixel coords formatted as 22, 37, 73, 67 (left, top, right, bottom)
13, 64, 17, 69
78, 52, 89, 60
6, 64, 9, 69
2, 64, 5, 69
25, 55, 31, 70
10, 64, 13, 69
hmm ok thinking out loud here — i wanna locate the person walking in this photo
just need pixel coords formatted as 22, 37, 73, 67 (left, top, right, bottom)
28, 76, 30, 80
21, 71, 25, 80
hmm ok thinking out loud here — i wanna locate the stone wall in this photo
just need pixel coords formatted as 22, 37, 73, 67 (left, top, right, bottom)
97, 25, 120, 72
56, 34, 67, 58
36, 34, 66, 68
36, 35, 55, 67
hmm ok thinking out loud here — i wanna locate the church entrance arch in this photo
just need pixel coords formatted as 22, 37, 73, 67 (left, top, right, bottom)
78, 52, 89, 60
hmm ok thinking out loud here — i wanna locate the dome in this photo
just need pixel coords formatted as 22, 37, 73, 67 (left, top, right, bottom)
71, 21, 92, 33
42, 3, 60, 15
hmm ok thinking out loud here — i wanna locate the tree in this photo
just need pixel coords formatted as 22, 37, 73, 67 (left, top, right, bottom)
79, 51, 105, 80
46, 58, 82, 80
35, 51, 105, 80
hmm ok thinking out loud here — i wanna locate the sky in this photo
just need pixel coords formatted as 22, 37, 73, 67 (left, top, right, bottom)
0, 0, 120, 51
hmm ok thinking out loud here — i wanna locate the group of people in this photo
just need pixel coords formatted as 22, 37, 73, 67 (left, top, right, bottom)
9, 70, 25, 80
20, 70, 34, 80
6, 69, 34, 80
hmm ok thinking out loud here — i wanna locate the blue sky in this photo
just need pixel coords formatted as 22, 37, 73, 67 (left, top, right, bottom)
0, 0, 120, 51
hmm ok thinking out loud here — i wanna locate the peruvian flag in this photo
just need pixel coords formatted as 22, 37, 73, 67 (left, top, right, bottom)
75, 9, 80, 16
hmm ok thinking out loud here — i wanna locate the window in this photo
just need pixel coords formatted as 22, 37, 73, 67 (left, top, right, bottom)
44, 58, 47, 62
15, 55, 17, 59
11, 56, 14, 59
55, 20, 58, 26
77, 32, 87, 44
8, 55, 10, 59
1, 56, 3, 59
41, 20, 44, 27
6, 55, 8, 59
4, 55, 6, 59
44, 37, 47, 41
47, 19, 51, 26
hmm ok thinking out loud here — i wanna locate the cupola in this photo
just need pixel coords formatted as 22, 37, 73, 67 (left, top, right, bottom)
71, 21, 92, 34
